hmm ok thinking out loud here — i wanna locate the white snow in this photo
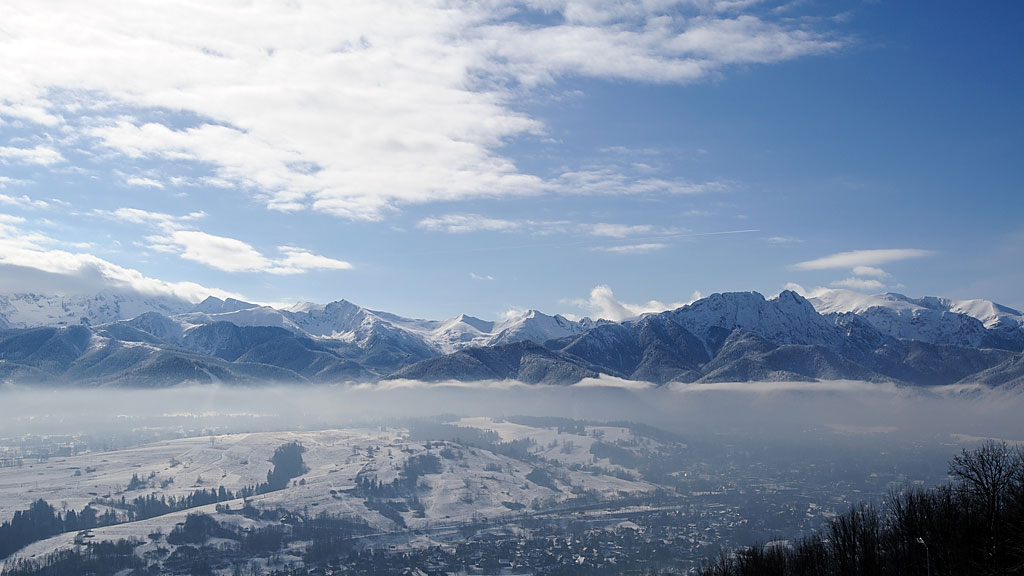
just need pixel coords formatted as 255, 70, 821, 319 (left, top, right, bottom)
1, 422, 661, 565
808, 289, 1023, 347
0, 290, 192, 329
670, 290, 843, 351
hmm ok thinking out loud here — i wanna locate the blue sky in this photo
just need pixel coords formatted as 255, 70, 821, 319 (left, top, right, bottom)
0, 0, 1021, 321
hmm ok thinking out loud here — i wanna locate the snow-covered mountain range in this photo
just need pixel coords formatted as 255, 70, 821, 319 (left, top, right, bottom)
175, 296, 597, 354
0, 287, 1022, 388
0, 291, 193, 329
0, 291, 597, 355
808, 289, 1024, 350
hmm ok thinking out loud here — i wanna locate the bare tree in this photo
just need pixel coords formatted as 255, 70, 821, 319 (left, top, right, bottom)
948, 440, 1023, 573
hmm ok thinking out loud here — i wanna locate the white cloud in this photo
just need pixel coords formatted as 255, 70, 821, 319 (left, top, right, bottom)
420, 214, 674, 238
95, 207, 348, 274
831, 277, 886, 292
591, 243, 667, 254
147, 230, 351, 275
588, 223, 654, 238
554, 169, 729, 196
792, 249, 933, 271
0, 217, 237, 302
0, 214, 27, 226
483, 7, 841, 86
0, 193, 48, 209
0, 1, 842, 220
124, 176, 164, 189
852, 265, 890, 278
501, 306, 529, 321
765, 235, 801, 245
271, 246, 354, 275
0, 145, 64, 166
572, 284, 692, 321
95, 207, 204, 230
417, 214, 523, 234
147, 231, 269, 273
470, 272, 494, 281
781, 281, 808, 295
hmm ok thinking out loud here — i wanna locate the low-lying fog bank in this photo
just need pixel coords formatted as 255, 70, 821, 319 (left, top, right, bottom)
1, 379, 1021, 446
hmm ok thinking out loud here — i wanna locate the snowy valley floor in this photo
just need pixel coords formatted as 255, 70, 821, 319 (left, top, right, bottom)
1, 381, 1022, 574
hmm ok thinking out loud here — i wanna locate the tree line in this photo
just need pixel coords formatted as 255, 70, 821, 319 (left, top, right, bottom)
0, 441, 307, 562
699, 440, 1024, 576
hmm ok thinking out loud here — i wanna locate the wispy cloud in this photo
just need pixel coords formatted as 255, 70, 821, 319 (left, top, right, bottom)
852, 265, 890, 278
0, 214, 27, 226
0, 1, 843, 220
591, 243, 667, 254
792, 249, 933, 271
469, 272, 494, 281
0, 145, 64, 166
0, 193, 49, 210
95, 207, 205, 230
0, 216, 237, 302
147, 230, 272, 273
95, 207, 350, 275
273, 246, 354, 275
831, 277, 886, 291
419, 215, 680, 239
417, 214, 525, 234
147, 230, 352, 275
764, 235, 802, 245
587, 223, 655, 238
553, 169, 729, 196
124, 176, 164, 189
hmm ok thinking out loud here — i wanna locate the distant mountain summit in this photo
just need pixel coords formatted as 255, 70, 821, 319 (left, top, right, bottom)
0, 287, 1022, 388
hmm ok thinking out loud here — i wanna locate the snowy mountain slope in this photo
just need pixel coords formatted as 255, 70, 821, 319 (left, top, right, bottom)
403, 291, 1018, 387
2, 423, 662, 567
428, 313, 496, 351
0, 290, 193, 329
3, 287, 1024, 388
277, 302, 595, 354
177, 305, 306, 334
176, 299, 595, 356
669, 290, 847, 354
955, 351, 1024, 388
694, 329, 887, 384
0, 325, 315, 386
387, 340, 609, 385
190, 295, 259, 314
487, 310, 596, 347
809, 289, 1024, 350
548, 314, 708, 384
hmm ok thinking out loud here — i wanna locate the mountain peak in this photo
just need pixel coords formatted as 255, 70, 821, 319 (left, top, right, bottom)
192, 296, 258, 314
452, 314, 494, 333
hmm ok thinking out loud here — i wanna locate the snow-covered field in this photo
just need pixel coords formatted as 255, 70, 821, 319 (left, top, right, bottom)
1, 421, 661, 567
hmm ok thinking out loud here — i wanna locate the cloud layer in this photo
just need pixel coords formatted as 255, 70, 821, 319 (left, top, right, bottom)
1, 1, 843, 220
91, 207, 352, 275
0, 213, 239, 302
